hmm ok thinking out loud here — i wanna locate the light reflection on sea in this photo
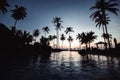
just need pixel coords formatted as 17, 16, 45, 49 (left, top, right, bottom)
1, 51, 120, 80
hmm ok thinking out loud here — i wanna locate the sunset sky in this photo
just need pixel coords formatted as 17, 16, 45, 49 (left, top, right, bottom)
0, 0, 120, 49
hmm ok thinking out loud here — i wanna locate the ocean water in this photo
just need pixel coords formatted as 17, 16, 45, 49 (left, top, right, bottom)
1, 51, 120, 80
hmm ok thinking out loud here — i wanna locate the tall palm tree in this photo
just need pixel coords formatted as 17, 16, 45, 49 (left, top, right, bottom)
42, 26, 50, 38
67, 36, 73, 50
90, 0, 119, 48
33, 29, 40, 42
11, 5, 27, 27
65, 27, 74, 50
76, 33, 82, 50
0, 0, 9, 14
60, 33, 66, 49
94, 13, 110, 49
65, 27, 74, 36
52, 17, 63, 48
87, 31, 97, 49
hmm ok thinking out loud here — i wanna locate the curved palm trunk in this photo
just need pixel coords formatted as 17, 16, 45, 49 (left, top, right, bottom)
14, 20, 17, 27
102, 11, 111, 49
79, 42, 81, 50
102, 25, 107, 49
105, 25, 111, 48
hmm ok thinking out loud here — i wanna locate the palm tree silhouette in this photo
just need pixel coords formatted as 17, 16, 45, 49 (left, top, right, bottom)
87, 31, 97, 49
42, 26, 50, 38
52, 17, 63, 49
94, 13, 110, 49
65, 27, 74, 36
11, 5, 27, 27
90, 0, 119, 48
19, 30, 33, 45
65, 27, 74, 50
0, 0, 9, 14
60, 33, 66, 49
80, 31, 97, 50
67, 36, 73, 50
81, 32, 89, 50
76, 33, 82, 50
33, 29, 40, 42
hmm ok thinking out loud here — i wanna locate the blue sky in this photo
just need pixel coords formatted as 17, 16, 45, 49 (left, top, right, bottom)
0, 0, 120, 49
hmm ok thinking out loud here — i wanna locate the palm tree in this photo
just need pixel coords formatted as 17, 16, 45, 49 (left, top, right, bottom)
60, 34, 66, 49
15, 30, 33, 46
90, 0, 119, 48
33, 29, 40, 42
65, 27, 74, 36
0, 0, 9, 14
94, 13, 110, 49
67, 36, 73, 50
80, 32, 89, 50
52, 17, 63, 48
20, 30, 33, 45
11, 5, 27, 27
42, 26, 50, 38
65, 27, 74, 50
76, 33, 82, 50
87, 31, 97, 49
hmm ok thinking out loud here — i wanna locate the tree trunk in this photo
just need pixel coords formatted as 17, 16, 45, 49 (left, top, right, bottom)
79, 42, 81, 50
56, 29, 59, 49
105, 25, 111, 48
14, 20, 17, 27
69, 41, 71, 51
102, 10, 111, 49
102, 25, 107, 49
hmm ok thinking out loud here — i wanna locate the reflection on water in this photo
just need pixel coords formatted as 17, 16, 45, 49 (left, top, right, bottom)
1, 51, 120, 80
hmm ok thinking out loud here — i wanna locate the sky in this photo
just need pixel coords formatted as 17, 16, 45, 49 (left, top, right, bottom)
0, 0, 120, 49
